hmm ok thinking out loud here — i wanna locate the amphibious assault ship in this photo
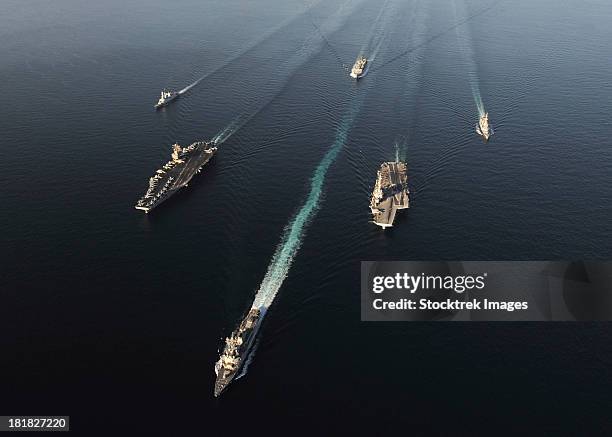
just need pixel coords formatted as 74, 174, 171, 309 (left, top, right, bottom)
350, 56, 368, 79
370, 160, 409, 228
476, 112, 492, 141
154, 89, 179, 109
134, 141, 217, 213
214, 307, 264, 397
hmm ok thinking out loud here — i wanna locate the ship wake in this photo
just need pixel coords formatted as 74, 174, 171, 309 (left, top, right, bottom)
367, 31, 386, 63
394, 136, 408, 163
208, 0, 365, 147
179, 77, 205, 95
251, 107, 357, 310
212, 116, 244, 145
452, 0, 486, 118
300, 0, 352, 73
358, 0, 392, 63
176, 0, 327, 97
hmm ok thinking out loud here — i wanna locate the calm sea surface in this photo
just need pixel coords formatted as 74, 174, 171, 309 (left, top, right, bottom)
2, 0, 612, 433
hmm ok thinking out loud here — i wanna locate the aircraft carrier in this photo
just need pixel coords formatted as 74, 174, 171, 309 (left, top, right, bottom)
370, 160, 409, 228
214, 307, 264, 397
135, 141, 217, 213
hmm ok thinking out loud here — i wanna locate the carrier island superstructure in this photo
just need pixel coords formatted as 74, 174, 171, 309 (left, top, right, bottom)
135, 141, 217, 213
214, 307, 264, 397
370, 160, 409, 228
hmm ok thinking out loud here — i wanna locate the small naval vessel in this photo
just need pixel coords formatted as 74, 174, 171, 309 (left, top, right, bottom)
154, 89, 179, 109
476, 112, 492, 141
214, 307, 264, 397
350, 56, 368, 79
135, 141, 217, 213
370, 160, 409, 228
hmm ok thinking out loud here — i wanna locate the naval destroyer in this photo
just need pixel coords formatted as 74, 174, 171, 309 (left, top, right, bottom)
214, 307, 264, 397
350, 56, 368, 79
476, 112, 492, 141
370, 160, 409, 228
135, 141, 217, 213
154, 89, 179, 109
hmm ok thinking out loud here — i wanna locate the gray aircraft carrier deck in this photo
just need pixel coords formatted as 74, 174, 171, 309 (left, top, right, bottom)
135, 141, 217, 213
370, 161, 409, 228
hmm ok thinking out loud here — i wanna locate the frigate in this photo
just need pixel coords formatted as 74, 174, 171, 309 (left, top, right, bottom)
214, 307, 264, 397
476, 112, 492, 141
154, 89, 179, 109
350, 56, 368, 79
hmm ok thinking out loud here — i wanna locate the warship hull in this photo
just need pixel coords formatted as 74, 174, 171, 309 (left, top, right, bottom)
476, 124, 491, 141
213, 317, 262, 397
476, 113, 492, 141
154, 93, 179, 109
214, 308, 264, 397
350, 68, 367, 79
350, 57, 368, 79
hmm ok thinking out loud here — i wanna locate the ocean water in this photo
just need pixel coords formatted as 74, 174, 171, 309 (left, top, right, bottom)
2, 0, 612, 433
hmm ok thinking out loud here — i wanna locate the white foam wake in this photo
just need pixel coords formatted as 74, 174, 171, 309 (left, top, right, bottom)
358, 0, 392, 62
251, 101, 361, 311
179, 77, 205, 95
452, 0, 486, 117
223, 98, 362, 385
212, 116, 243, 145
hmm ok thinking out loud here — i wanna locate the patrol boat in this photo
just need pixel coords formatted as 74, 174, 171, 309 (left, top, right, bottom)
350, 56, 368, 79
214, 307, 264, 397
154, 89, 179, 109
476, 112, 492, 141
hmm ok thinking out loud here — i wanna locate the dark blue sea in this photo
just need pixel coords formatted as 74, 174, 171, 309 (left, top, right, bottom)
2, 0, 612, 434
